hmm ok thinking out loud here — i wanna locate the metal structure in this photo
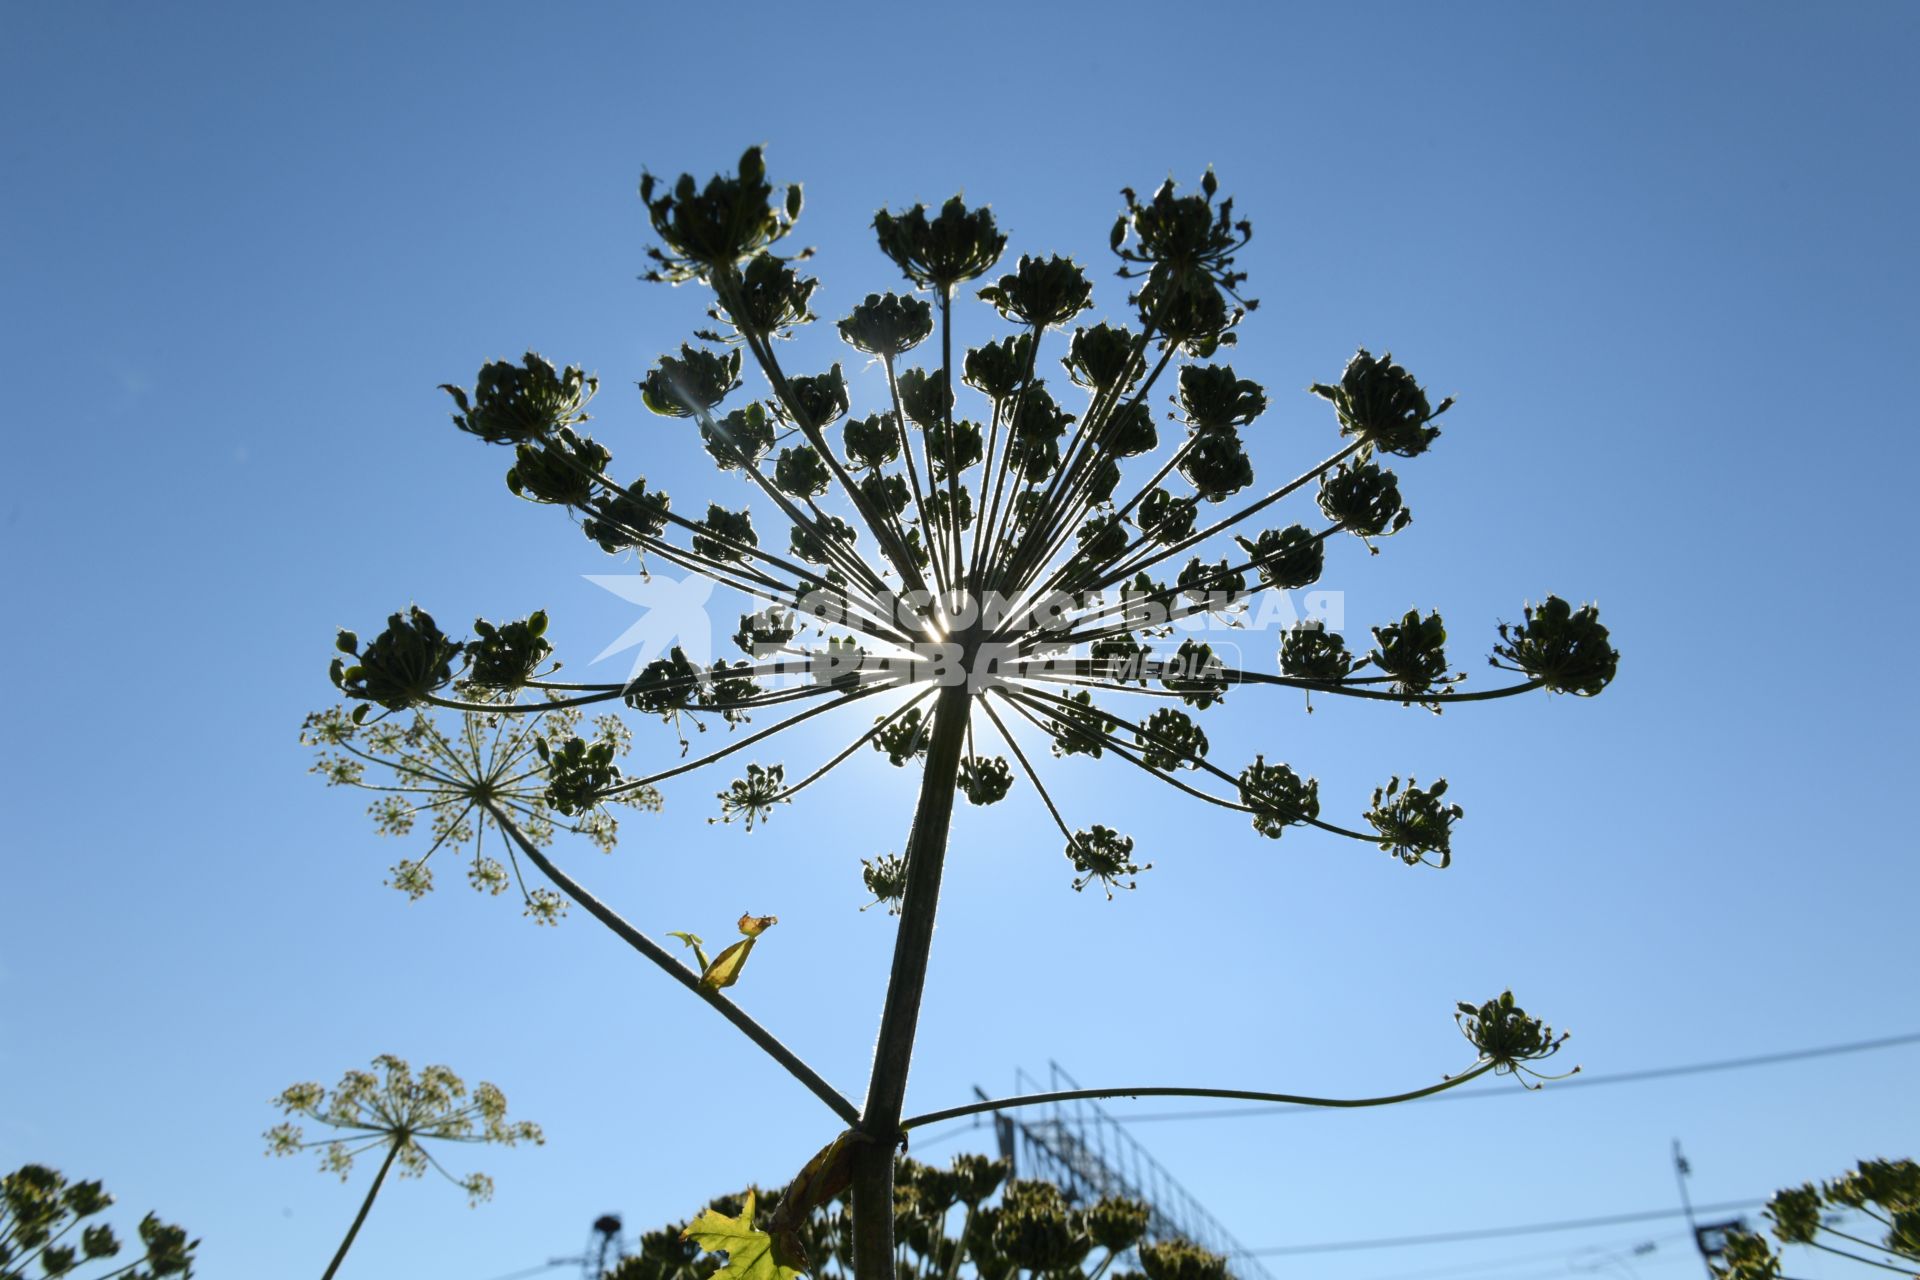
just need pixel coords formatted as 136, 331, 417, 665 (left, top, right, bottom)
970, 1062, 1276, 1280
583, 1214, 627, 1279
541, 1213, 627, 1280
1674, 1141, 1747, 1279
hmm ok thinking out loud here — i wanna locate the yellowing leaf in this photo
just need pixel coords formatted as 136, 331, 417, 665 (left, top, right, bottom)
681, 1191, 804, 1280
738, 913, 778, 937
768, 1131, 857, 1269
700, 937, 757, 990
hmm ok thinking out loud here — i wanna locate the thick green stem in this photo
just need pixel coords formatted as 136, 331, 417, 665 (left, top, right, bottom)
850, 680, 974, 1280
321, 1137, 400, 1280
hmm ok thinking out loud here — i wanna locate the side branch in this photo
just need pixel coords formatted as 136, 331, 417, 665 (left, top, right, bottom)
899, 1059, 1496, 1130
484, 803, 861, 1126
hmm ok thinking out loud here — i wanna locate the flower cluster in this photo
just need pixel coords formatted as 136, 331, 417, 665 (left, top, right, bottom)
1715, 1157, 1920, 1279
265, 1055, 543, 1207
1, 1164, 196, 1279
301, 693, 656, 925
1454, 991, 1573, 1085
319, 142, 1618, 924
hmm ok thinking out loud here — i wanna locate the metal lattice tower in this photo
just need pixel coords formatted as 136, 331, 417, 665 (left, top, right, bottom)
970, 1062, 1275, 1280
557, 1213, 626, 1279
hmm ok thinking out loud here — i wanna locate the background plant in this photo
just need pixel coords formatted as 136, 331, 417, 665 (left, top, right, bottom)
264, 1055, 543, 1279
0, 1164, 195, 1280
1713, 1157, 1919, 1280
315, 146, 1618, 1276
614, 1158, 1192, 1280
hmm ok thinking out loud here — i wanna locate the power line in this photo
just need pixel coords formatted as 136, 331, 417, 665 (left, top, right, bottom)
474, 1263, 564, 1280
905, 1122, 981, 1151
1356, 1231, 1692, 1280
1113, 1030, 1920, 1124
1239, 1198, 1763, 1257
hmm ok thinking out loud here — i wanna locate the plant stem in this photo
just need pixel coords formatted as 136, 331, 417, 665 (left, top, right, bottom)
940, 1202, 976, 1280
484, 803, 861, 1125
850, 680, 974, 1280
898, 1059, 1497, 1130
321, 1137, 400, 1280
1803, 1238, 1917, 1274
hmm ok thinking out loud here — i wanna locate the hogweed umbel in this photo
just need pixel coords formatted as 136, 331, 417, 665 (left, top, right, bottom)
0, 1163, 196, 1280
265, 1055, 543, 1279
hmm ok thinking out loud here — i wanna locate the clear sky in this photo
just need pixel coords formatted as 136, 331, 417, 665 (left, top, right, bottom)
2, 4, 1915, 1279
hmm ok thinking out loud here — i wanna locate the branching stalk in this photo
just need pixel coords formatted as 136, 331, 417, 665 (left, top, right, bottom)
899, 1059, 1496, 1130
485, 803, 860, 1125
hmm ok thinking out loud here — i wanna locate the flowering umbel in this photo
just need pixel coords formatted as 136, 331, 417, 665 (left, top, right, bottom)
325, 146, 1618, 904
302, 659, 659, 924
1453, 991, 1574, 1086
0, 1163, 196, 1279
265, 1055, 543, 1205
1714, 1157, 1920, 1280
266, 1057, 543, 1279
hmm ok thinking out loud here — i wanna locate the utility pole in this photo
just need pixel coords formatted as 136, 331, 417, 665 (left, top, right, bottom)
1674, 1140, 1746, 1278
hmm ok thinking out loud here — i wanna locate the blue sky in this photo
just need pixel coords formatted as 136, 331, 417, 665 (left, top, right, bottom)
2, 4, 1915, 1279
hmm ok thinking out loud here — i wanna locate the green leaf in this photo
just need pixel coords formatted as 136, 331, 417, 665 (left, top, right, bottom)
667, 931, 711, 971
682, 1190, 804, 1280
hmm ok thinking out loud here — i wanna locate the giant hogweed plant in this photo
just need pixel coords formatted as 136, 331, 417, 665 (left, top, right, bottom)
313, 147, 1617, 1278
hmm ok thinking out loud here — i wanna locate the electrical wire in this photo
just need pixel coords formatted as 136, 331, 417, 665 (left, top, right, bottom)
474, 1264, 566, 1280
1355, 1231, 1692, 1280
1238, 1198, 1762, 1257
905, 1122, 986, 1152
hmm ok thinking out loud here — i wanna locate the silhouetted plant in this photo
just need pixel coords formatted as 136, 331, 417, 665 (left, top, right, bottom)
0, 1163, 196, 1280
312, 146, 1619, 1276
1713, 1157, 1919, 1280
616, 1158, 1177, 1280
265, 1056, 542, 1279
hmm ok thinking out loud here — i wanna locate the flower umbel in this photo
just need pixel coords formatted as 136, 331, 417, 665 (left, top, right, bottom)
265, 1056, 542, 1205
301, 695, 658, 926
318, 147, 1622, 923
1453, 991, 1575, 1087
0, 1163, 197, 1280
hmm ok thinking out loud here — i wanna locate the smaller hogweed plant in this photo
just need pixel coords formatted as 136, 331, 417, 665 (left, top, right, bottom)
1714, 1157, 1919, 1280
313, 146, 1620, 1276
265, 1055, 543, 1280
0, 1164, 195, 1280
